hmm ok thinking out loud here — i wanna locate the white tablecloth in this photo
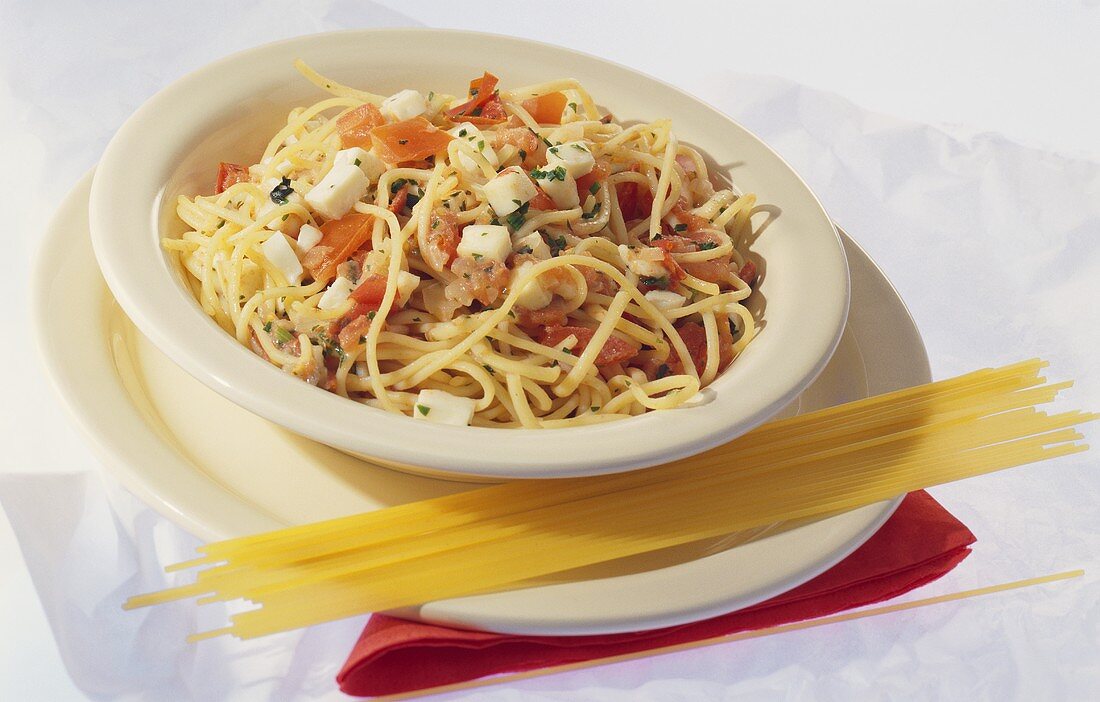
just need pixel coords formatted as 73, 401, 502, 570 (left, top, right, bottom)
2, 2, 1098, 700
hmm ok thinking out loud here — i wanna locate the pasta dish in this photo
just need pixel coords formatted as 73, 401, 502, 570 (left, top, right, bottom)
165, 63, 761, 428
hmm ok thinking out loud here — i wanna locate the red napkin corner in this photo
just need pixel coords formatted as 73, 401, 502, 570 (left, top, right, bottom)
338, 491, 975, 697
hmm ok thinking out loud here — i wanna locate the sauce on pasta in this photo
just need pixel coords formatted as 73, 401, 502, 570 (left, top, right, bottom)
165, 63, 762, 428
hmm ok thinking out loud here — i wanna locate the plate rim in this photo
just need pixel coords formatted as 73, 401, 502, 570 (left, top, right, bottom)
34, 171, 929, 635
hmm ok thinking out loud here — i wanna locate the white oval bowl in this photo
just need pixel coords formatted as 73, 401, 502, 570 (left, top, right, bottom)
89, 29, 849, 480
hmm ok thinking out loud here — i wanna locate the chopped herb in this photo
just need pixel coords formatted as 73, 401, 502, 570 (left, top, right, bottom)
428, 91, 435, 101
463, 272, 471, 279
269, 177, 294, 205
482, 364, 495, 375
518, 149, 527, 161
216, 219, 225, 228
591, 406, 600, 412
353, 158, 362, 167
416, 404, 431, 416
548, 146, 559, 156
541, 136, 554, 148
390, 178, 410, 194
272, 325, 294, 344
589, 182, 600, 195
263, 321, 273, 333
405, 192, 420, 208
458, 128, 468, 137
472, 253, 483, 260
531, 165, 567, 182
477, 139, 485, 151
562, 347, 574, 355
571, 143, 588, 151
489, 215, 501, 226
639, 275, 669, 289
507, 309, 516, 318
581, 202, 603, 219
656, 363, 672, 379
698, 241, 719, 250
640, 344, 655, 351
413, 316, 421, 322
470, 88, 480, 97
505, 201, 530, 230
367, 310, 377, 320
470, 106, 483, 117
674, 223, 688, 232
569, 102, 578, 111
397, 139, 408, 145
281, 214, 289, 221
548, 235, 567, 255
550, 359, 560, 367
516, 245, 533, 254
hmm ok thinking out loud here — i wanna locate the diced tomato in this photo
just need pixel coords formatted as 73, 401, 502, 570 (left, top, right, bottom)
575, 159, 609, 201
540, 325, 640, 366
670, 321, 708, 375
423, 209, 461, 272
302, 213, 374, 283
675, 154, 697, 175
668, 202, 710, 234
661, 250, 686, 288
515, 304, 568, 330
493, 126, 540, 164
370, 117, 453, 164
446, 72, 507, 125
528, 190, 555, 211
737, 260, 757, 287
654, 235, 697, 253
349, 273, 388, 307
716, 312, 735, 370
336, 103, 385, 150
388, 185, 409, 214
521, 92, 568, 124
615, 181, 654, 221
579, 265, 617, 296
337, 313, 374, 350
681, 256, 730, 284
215, 162, 249, 194
447, 257, 511, 306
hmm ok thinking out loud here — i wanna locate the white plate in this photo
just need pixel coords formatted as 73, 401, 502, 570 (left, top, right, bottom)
34, 173, 929, 635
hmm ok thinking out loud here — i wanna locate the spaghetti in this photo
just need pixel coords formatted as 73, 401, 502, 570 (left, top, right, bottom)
125, 360, 1094, 640
165, 64, 761, 427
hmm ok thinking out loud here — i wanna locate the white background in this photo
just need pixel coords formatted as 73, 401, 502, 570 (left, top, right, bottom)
2, 1, 1098, 700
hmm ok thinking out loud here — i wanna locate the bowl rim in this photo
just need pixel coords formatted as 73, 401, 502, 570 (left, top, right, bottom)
88, 28, 849, 479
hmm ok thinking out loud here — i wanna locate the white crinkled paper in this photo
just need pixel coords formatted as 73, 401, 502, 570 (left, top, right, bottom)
2, 5, 1098, 701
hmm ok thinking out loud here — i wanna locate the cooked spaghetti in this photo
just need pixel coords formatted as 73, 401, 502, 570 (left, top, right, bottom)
165, 63, 762, 427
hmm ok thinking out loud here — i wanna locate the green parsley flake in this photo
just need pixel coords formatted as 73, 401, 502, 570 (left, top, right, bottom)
416, 404, 431, 416
698, 241, 718, 250
589, 182, 600, 195
639, 275, 669, 289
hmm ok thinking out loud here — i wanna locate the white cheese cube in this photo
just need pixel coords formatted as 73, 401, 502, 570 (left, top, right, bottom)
334, 147, 386, 182
448, 122, 499, 171
296, 223, 324, 252
545, 141, 595, 178
381, 89, 428, 122
512, 261, 553, 310
457, 224, 511, 262
512, 232, 551, 260
482, 167, 538, 216
644, 290, 687, 311
413, 389, 477, 426
548, 122, 584, 144
531, 166, 580, 210
395, 271, 421, 302
305, 163, 370, 220
318, 276, 357, 311
260, 232, 304, 285
619, 244, 669, 279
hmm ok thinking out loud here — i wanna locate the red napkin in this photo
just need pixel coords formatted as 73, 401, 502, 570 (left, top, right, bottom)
338, 490, 974, 697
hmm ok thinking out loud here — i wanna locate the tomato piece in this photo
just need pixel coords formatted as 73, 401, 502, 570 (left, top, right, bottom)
681, 257, 730, 284
671, 321, 708, 375
614, 180, 654, 221
445, 72, 502, 122
515, 304, 568, 330
463, 94, 508, 126
388, 184, 409, 214
215, 162, 249, 194
423, 209, 461, 272
336, 103, 385, 150
349, 273, 388, 306
493, 126, 540, 164
528, 190, 555, 211
669, 202, 710, 233
336, 312, 374, 349
575, 159, 609, 200
654, 235, 697, 253
737, 260, 757, 287
302, 213, 374, 283
540, 325, 639, 366
370, 117, 453, 164
521, 92, 568, 124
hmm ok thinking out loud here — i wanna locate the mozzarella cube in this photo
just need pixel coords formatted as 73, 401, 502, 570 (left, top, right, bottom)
260, 232, 303, 285
296, 223, 324, 253
545, 141, 595, 178
512, 261, 553, 310
531, 166, 580, 209
548, 122, 584, 144
334, 147, 386, 182
382, 89, 428, 122
318, 276, 356, 311
644, 290, 687, 311
395, 271, 421, 302
512, 232, 551, 260
413, 389, 477, 426
305, 163, 370, 220
482, 167, 538, 216
457, 224, 511, 262
448, 122, 499, 171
